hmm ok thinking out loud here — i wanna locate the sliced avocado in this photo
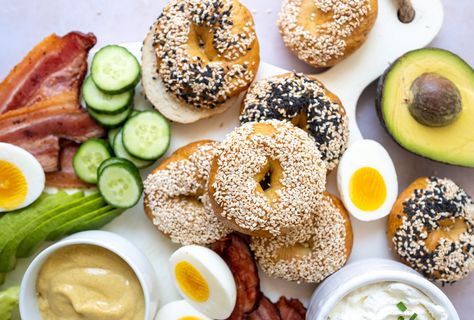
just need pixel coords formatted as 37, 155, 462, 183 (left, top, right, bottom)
15, 193, 105, 259
66, 207, 124, 235
376, 48, 474, 167
0, 192, 85, 272
47, 205, 114, 241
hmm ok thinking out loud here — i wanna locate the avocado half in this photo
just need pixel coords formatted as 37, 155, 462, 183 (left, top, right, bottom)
376, 48, 474, 167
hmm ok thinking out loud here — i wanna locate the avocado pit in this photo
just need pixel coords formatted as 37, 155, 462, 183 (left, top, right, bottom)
408, 73, 462, 127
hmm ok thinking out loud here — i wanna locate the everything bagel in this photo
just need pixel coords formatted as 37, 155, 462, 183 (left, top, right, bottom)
240, 73, 349, 171
387, 176, 474, 284
142, 0, 260, 123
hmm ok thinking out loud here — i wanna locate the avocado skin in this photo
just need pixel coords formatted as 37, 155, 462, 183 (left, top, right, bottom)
375, 48, 474, 168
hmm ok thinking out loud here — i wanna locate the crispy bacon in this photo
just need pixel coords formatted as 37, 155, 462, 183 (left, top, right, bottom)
0, 92, 105, 174
212, 234, 261, 320
248, 296, 281, 320
0, 32, 96, 114
0, 31, 102, 188
275, 297, 307, 320
0, 94, 104, 144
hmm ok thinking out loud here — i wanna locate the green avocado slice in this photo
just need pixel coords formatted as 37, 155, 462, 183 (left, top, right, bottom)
0, 192, 86, 272
376, 48, 474, 167
15, 193, 105, 260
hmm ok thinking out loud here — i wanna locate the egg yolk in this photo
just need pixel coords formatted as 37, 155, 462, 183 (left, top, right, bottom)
179, 317, 202, 320
175, 261, 210, 302
0, 160, 27, 210
349, 167, 386, 211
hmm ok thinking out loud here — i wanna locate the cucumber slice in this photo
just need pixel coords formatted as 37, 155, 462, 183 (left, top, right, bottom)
98, 162, 143, 208
113, 130, 153, 168
122, 111, 170, 160
82, 76, 133, 114
108, 128, 120, 145
88, 104, 133, 128
73, 139, 112, 184
91, 45, 140, 94
97, 157, 130, 176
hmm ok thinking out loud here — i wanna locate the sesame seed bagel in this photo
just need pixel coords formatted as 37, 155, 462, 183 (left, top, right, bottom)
240, 72, 349, 171
388, 176, 474, 284
142, 0, 260, 123
250, 193, 353, 283
278, 0, 378, 68
143, 140, 231, 245
208, 120, 327, 237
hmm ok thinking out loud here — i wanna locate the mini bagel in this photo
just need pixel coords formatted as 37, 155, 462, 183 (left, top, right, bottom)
142, 0, 260, 123
250, 193, 353, 283
387, 176, 474, 284
208, 120, 327, 237
240, 72, 349, 171
143, 140, 231, 245
278, 0, 378, 68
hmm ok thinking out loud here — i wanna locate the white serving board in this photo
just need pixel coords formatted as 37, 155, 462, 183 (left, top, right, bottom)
3, 0, 444, 313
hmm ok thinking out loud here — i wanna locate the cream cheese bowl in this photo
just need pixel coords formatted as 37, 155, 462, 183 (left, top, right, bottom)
19, 230, 159, 319
307, 259, 459, 320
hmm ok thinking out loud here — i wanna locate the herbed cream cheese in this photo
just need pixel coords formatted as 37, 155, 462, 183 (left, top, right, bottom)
328, 282, 448, 320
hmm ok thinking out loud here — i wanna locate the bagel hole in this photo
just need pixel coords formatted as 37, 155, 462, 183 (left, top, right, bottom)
425, 218, 467, 252
275, 242, 313, 261
188, 25, 219, 62
259, 171, 272, 191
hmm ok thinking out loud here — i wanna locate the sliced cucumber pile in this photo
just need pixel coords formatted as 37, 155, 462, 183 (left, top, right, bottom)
91, 45, 140, 94
76, 44, 172, 209
98, 159, 143, 208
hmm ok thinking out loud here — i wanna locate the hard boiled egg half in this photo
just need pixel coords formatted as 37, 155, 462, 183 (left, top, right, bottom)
169, 245, 236, 319
0, 143, 45, 212
156, 300, 212, 320
337, 139, 398, 221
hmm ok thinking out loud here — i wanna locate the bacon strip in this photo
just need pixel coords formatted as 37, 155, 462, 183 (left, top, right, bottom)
0, 32, 96, 114
0, 94, 104, 144
0, 32, 102, 188
248, 296, 281, 320
212, 234, 261, 320
275, 297, 307, 320
0, 93, 105, 173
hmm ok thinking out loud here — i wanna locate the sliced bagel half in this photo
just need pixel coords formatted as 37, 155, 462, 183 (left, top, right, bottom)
141, 27, 244, 124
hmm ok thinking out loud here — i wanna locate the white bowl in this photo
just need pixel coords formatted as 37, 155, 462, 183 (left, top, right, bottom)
20, 230, 159, 320
307, 259, 459, 320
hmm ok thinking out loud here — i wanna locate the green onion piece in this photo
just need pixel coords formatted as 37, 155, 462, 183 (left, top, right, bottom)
409, 314, 418, 320
397, 302, 408, 312
398, 317, 405, 320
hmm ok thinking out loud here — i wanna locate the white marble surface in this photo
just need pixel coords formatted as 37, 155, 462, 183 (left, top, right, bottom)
0, 0, 473, 317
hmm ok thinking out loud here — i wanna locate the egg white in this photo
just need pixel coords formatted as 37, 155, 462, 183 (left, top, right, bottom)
169, 245, 236, 319
337, 139, 398, 221
155, 300, 212, 320
0, 143, 45, 212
